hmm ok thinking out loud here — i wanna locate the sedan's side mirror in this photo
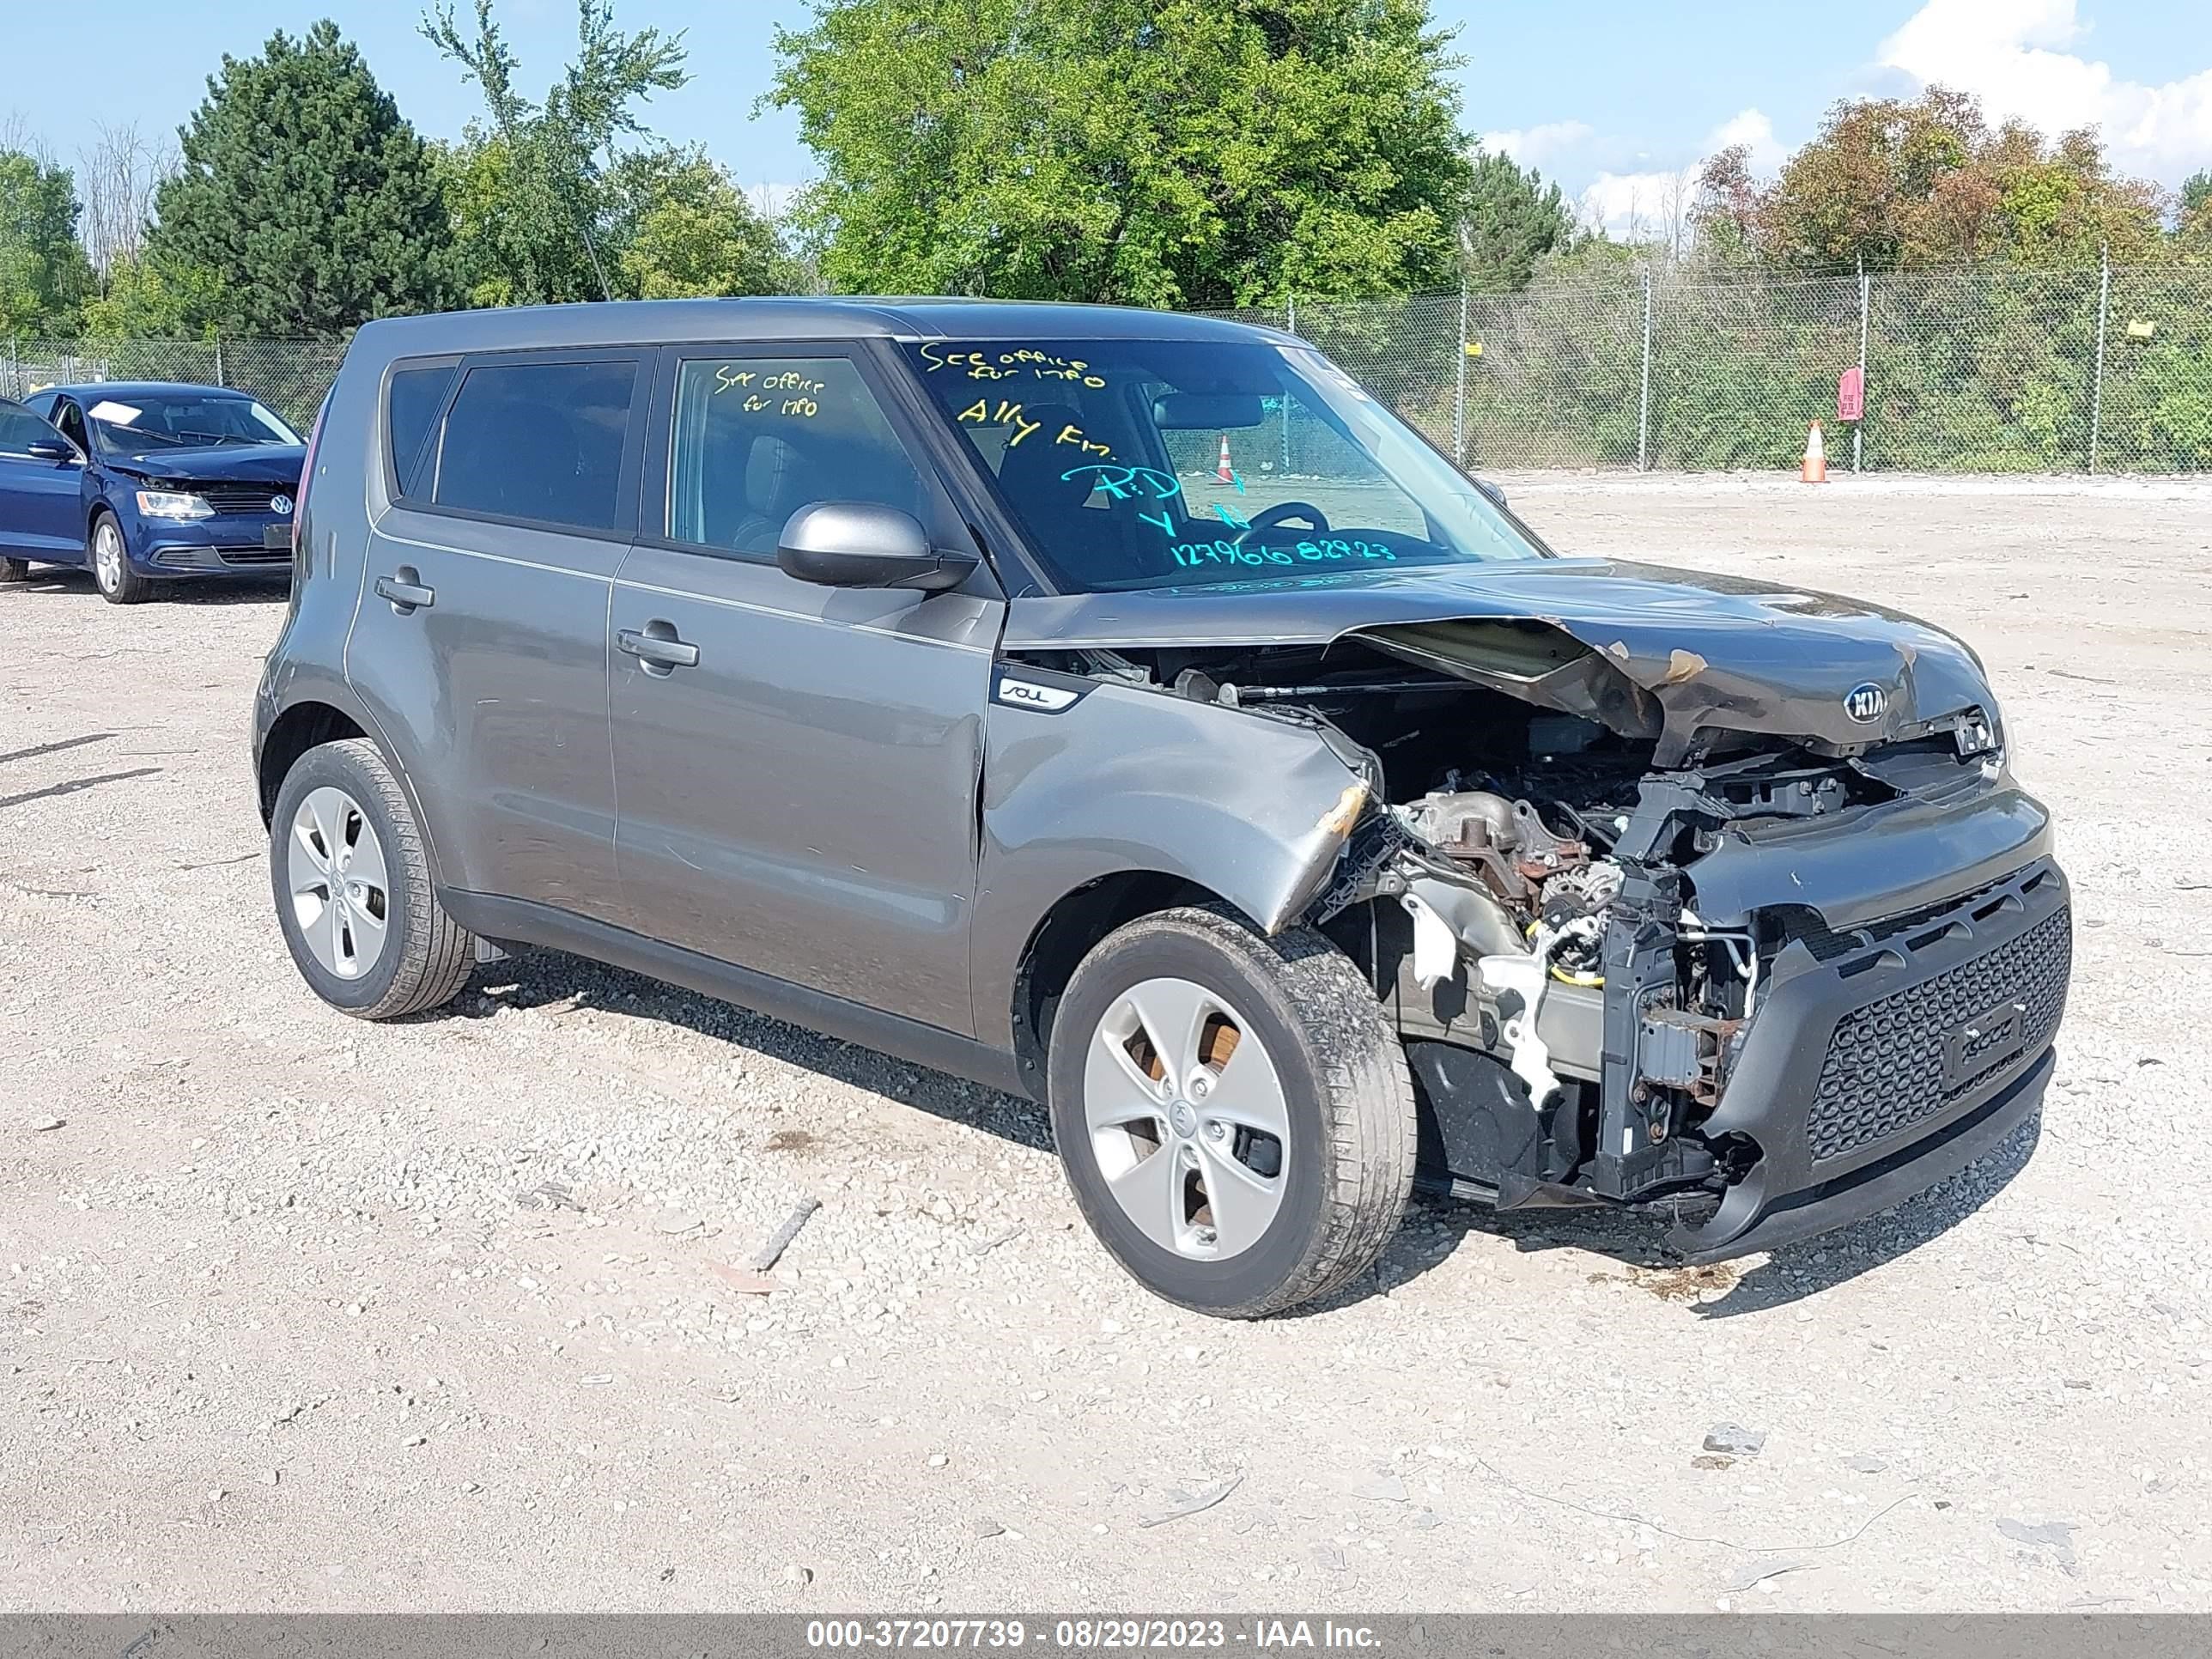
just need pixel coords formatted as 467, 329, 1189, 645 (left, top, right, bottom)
776, 501, 978, 592
1472, 477, 1507, 510
26, 437, 78, 463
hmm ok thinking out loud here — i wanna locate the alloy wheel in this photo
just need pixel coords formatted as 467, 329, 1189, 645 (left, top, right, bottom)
93, 520, 124, 592
286, 786, 391, 979
1082, 976, 1290, 1260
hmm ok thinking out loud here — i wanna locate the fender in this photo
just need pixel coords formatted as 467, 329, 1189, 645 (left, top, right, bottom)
970, 670, 1369, 1051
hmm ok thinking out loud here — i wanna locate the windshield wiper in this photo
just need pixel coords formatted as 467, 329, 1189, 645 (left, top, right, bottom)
96, 423, 192, 448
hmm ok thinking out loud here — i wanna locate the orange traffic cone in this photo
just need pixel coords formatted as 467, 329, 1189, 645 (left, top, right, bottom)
1217, 433, 1234, 483
1801, 421, 1828, 483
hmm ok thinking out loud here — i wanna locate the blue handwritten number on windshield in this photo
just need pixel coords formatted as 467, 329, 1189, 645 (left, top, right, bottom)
1168, 538, 1398, 568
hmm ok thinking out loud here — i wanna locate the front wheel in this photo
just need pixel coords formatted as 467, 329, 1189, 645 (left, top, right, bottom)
89, 514, 151, 605
269, 737, 475, 1020
0, 556, 29, 583
1047, 906, 1416, 1318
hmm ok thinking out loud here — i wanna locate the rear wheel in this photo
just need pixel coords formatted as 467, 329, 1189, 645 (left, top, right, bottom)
269, 738, 474, 1019
1046, 905, 1416, 1318
0, 557, 28, 583
89, 514, 151, 605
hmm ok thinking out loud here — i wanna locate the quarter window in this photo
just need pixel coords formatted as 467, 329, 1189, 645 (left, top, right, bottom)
387, 364, 458, 497
667, 356, 935, 556
430, 358, 637, 532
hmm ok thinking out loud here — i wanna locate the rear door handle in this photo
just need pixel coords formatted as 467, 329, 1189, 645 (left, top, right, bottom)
374, 572, 434, 612
617, 625, 700, 671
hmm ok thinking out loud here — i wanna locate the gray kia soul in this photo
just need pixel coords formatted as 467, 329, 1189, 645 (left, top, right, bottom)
254, 298, 2069, 1316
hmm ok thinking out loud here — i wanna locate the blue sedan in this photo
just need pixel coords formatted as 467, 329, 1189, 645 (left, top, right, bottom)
8, 381, 306, 603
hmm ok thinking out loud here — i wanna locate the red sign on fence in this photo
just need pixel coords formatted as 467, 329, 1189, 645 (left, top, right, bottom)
1838, 366, 1865, 423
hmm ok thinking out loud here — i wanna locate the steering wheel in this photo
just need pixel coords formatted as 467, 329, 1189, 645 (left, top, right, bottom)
1239, 501, 1331, 539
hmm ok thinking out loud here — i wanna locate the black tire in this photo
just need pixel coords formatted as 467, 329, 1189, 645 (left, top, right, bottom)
1046, 905, 1416, 1318
268, 737, 475, 1020
0, 556, 29, 583
89, 511, 153, 605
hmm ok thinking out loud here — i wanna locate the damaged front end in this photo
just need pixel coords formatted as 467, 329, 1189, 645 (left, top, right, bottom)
1008, 586, 2069, 1262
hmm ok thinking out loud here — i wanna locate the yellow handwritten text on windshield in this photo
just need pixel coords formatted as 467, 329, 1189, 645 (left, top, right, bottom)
920, 342, 1106, 386
957, 398, 1043, 447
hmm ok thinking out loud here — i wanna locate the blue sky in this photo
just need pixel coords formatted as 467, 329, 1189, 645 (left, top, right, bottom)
9, 1, 2210, 234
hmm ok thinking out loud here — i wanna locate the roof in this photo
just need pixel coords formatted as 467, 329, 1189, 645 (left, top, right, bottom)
350, 296, 1296, 359
37, 381, 250, 401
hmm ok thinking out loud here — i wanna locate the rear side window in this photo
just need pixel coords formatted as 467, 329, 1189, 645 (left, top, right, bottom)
428, 358, 638, 532
387, 363, 457, 496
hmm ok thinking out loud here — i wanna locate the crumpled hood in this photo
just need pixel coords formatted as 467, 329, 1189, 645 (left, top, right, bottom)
1001, 558, 1994, 765
107, 444, 306, 485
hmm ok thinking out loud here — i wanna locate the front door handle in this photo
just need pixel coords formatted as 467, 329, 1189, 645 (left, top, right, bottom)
617, 624, 700, 672
375, 571, 434, 612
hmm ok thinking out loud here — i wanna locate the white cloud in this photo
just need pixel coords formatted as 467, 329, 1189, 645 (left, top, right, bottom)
1879, 0, 2212, 181
1575, 111, 1780, 239
1477, 120, 1595, 169
1578, 167, 1701, 239
1709, 107, 1785, 171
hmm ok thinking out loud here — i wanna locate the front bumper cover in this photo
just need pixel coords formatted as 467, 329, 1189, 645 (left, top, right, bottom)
1669, 856, 2070, 1261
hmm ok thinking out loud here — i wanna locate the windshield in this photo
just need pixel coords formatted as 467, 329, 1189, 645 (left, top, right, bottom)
904, 338, 1547, 592
85, 393, 301, 453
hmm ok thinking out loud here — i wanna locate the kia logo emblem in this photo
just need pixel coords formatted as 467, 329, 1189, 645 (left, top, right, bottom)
1844, 682, 1887, 723
270, 494, 294, 516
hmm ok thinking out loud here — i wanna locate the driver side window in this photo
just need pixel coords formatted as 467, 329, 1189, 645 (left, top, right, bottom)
0, 404, 62, 456
52, 400, 88, 450
665, 355, 946, 561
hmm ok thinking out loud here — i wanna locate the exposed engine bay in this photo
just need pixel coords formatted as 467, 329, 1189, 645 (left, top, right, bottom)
1014, 629, 2017, 1224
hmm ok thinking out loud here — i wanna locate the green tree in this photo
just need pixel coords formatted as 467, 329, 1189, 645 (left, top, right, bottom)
78, 255, 226, 340
1717, 87, 2163, 272
148, 21, 455, 336
0, 149, 94, 334
770, 0, 1473, 307
424, 0, 687, 306
1459, 149, 1572, 291
612, 149, 785, 299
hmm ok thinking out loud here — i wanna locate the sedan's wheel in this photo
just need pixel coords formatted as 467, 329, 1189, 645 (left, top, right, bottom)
0, 556, 29, 583
269, 737, 475, 1019
1048, 905, 1415, 1318
89, 514, 149, 605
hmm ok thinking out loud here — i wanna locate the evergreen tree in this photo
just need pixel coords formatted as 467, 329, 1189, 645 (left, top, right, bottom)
149, 21, 458, 336
1460, 149, 1572, 291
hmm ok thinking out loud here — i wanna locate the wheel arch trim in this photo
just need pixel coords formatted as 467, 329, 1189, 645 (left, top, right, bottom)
258, 685, 453, 891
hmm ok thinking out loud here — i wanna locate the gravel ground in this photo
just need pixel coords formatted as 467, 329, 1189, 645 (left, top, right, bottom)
2, 474, 2208, 1613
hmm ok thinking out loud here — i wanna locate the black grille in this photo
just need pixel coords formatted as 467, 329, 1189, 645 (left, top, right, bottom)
217, 546, 291, 566
1805, 908, 2070, 1164
194, 484, 286, 515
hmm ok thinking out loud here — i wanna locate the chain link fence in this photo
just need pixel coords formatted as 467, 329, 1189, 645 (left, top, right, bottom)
1208, 259, 2212, 475
0, 337, 347, 433
7, 260, 2209, 472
